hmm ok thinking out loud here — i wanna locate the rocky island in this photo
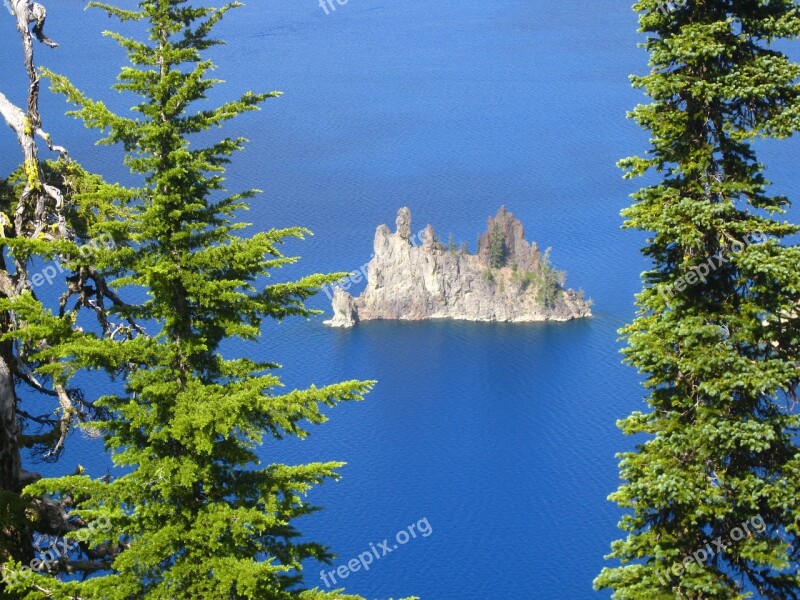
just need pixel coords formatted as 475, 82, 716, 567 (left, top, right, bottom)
324, 207, 592, 327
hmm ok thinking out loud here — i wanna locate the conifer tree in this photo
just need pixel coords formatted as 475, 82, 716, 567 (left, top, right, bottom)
596, 1, 800, 598
489, 222, 505, 268
4, 2, 398, 598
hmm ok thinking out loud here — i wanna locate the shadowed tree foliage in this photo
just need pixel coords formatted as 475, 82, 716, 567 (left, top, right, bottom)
596, 1, 800, 598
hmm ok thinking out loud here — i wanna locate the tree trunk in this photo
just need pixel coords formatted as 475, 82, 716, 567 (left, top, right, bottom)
0, 343, 26, 567
0, 0, 59, 578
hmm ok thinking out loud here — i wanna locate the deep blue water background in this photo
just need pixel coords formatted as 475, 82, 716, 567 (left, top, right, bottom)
1, 1, 799, 598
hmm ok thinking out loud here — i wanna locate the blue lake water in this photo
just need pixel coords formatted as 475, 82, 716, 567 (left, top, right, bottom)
2, 1, 799, 598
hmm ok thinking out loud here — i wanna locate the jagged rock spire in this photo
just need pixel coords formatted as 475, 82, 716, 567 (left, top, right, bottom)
396, 207, 411, 240
477, 206, 539, 271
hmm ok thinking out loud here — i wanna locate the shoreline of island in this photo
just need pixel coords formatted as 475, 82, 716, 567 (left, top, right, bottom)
324, 207, 592, 328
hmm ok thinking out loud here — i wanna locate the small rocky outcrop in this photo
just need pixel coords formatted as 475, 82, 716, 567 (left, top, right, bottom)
324, 207, 592, 327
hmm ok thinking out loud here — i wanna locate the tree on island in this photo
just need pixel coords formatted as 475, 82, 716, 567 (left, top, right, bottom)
596, 1, 800, 598
489, 222, 505, 268
535, 249, 562, 308
1, 2, 415, 599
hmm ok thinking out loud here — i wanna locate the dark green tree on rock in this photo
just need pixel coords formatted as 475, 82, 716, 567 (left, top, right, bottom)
489, 222, 505, 268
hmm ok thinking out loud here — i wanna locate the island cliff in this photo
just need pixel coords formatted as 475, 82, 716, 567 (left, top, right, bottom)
324, 207, 592, 327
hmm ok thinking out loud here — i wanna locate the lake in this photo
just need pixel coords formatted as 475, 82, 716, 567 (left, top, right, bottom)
2, 1, 799, 598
